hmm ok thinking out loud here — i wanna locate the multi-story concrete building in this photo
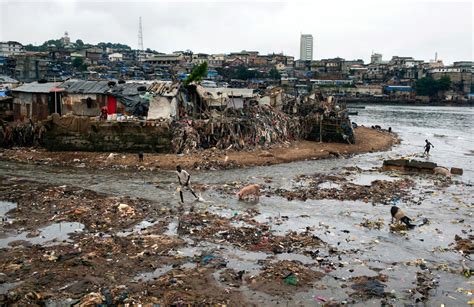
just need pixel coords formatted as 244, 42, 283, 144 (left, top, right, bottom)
208, 54, 225, 67
0, 41, 25, 57
429, 62, 472, 94
299, 34, 313, 61
370, 53, 383, 64
14, 53, 50, 82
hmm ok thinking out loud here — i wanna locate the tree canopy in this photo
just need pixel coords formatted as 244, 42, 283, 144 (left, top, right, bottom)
268, 67, 282, 80
415, 76, 451, 96
184, 62, 208, 86
72, 57, 87, 71
24, 39, 132, 52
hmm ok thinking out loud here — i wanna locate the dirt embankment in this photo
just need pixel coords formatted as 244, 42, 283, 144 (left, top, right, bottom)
0, 127, 398, 171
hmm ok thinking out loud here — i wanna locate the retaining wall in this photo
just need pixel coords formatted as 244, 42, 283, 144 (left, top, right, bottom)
43, 121, 172, 153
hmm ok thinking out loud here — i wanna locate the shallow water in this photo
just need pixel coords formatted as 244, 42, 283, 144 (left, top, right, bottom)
0, 104, 472, 304
0, 222, 84, 248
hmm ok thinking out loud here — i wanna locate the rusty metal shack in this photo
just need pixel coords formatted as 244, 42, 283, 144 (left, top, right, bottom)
11, 81, 63, 121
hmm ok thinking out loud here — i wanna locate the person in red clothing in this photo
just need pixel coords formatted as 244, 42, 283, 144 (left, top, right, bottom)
100, 107, 108, 121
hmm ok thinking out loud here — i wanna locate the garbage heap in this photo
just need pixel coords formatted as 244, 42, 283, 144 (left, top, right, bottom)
171, 105, 302, 154
294, 95, 355, 143
0, 119, 45, 148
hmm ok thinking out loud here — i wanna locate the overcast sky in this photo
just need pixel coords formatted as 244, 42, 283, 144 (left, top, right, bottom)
1, 0, 472, 64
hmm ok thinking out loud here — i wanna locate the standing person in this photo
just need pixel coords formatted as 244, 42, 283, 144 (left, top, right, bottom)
424, 139, 434, 157
176, 165, 199, 203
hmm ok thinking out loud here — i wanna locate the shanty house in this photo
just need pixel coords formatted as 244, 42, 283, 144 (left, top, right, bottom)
59, 80, 111, 116
11, 82, 63, 121
147, 81, 181, 120
196, 86, 256, 109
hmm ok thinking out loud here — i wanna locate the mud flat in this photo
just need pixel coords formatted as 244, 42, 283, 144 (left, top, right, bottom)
0, 160, 472, 305
0, 127, 397, 171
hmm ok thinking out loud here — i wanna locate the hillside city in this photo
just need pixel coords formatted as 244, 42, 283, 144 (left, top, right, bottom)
1, 32, 472, 104
0, 4, 473, 305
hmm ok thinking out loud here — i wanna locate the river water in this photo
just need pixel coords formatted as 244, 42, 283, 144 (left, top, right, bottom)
0, 104, 473, 305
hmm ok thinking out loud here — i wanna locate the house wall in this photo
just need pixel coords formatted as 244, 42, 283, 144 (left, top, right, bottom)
13, 92, 49, 121
61, 93, 107, 117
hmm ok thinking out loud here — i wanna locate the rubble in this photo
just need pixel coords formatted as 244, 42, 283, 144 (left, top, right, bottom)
453, 234, 473, 255
360, 218, 385, 230
349, 275, 391, 299
274, 173, 415, 204
171, 105, 301, 154
246, 260, 325, 296
410, 271, 439, 302
0, 120, 44, 148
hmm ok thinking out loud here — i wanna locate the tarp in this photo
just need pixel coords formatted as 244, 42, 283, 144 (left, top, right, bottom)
47, 113, 91, 133
117, 94, 149, 116
147, 96, 177, 120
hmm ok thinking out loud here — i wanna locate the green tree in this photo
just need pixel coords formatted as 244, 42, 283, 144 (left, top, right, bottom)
97, 42, 131, 50
437, 76, 451, 91
184, 62, 208, 85
72, 57, 87, 71
75, 39, 84, 47
268, 67, 281, 80
415, 76, 451, 96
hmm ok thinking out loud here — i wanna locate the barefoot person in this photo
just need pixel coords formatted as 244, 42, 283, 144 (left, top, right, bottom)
424, 139, 434, 157
176, 165, 199, 203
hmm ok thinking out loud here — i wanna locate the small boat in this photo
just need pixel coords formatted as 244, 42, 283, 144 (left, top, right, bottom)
348, 105, 366, 109
348, 111, 358, 115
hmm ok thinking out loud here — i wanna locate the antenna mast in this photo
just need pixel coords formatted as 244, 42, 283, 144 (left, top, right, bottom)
138, 16, 144, 50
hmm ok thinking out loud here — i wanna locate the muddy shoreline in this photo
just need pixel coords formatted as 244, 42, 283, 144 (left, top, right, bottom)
0, 127, 397, 171
0, 160, 472, 305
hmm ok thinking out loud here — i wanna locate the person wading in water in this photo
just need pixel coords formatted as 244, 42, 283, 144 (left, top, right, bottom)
424, 139, 434, 157
176, 165, 199, 203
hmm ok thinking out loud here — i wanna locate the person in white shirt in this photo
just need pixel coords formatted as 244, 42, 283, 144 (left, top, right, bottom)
176, 165, 198, 203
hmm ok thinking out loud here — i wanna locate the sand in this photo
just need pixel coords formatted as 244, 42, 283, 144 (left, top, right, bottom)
0, 127, 398, 171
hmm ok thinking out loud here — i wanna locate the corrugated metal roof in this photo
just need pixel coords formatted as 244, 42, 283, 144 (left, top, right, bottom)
59, 80, 110, 94
148, 81, 180, 96
112, 82, 150, 96
11, 82, 57, 93
0, 75, 19, 84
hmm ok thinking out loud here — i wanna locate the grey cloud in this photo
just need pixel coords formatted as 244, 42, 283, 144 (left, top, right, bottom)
1, 0, 472, 64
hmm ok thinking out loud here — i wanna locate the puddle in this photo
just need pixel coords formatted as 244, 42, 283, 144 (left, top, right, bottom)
0, 201, 16, 217
117, 220, 159, 237
348, 173, 397, 186
275, 252, 315, 264
317, 182, 342, 190
181, 262, 198, 269
0, 281, 23, 295
0, 222, 84, 248
164, 219, 178, 236
133, 265, 173, 282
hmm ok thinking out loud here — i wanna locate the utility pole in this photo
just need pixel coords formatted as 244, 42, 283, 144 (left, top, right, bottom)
54, 76, 57, 114
138, 17, 144, 51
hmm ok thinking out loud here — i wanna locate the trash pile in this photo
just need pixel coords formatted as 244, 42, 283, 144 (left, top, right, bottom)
0, 179, 155, 233
0, 120, 45, 148
453, 234, 473, 255
410, 271, 439, 302
218, 268, 245, 288
246, 260, 325, 296
274, 173, 415, 204
171, 105, 301, 154
350, 274, 391, 299
177, 211, 324, 253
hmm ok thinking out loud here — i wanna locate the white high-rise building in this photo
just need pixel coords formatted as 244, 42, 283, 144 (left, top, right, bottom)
300, 34, 313, 61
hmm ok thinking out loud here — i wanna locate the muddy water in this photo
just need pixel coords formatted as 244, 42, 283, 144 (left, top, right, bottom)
0, 105, 473, 305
